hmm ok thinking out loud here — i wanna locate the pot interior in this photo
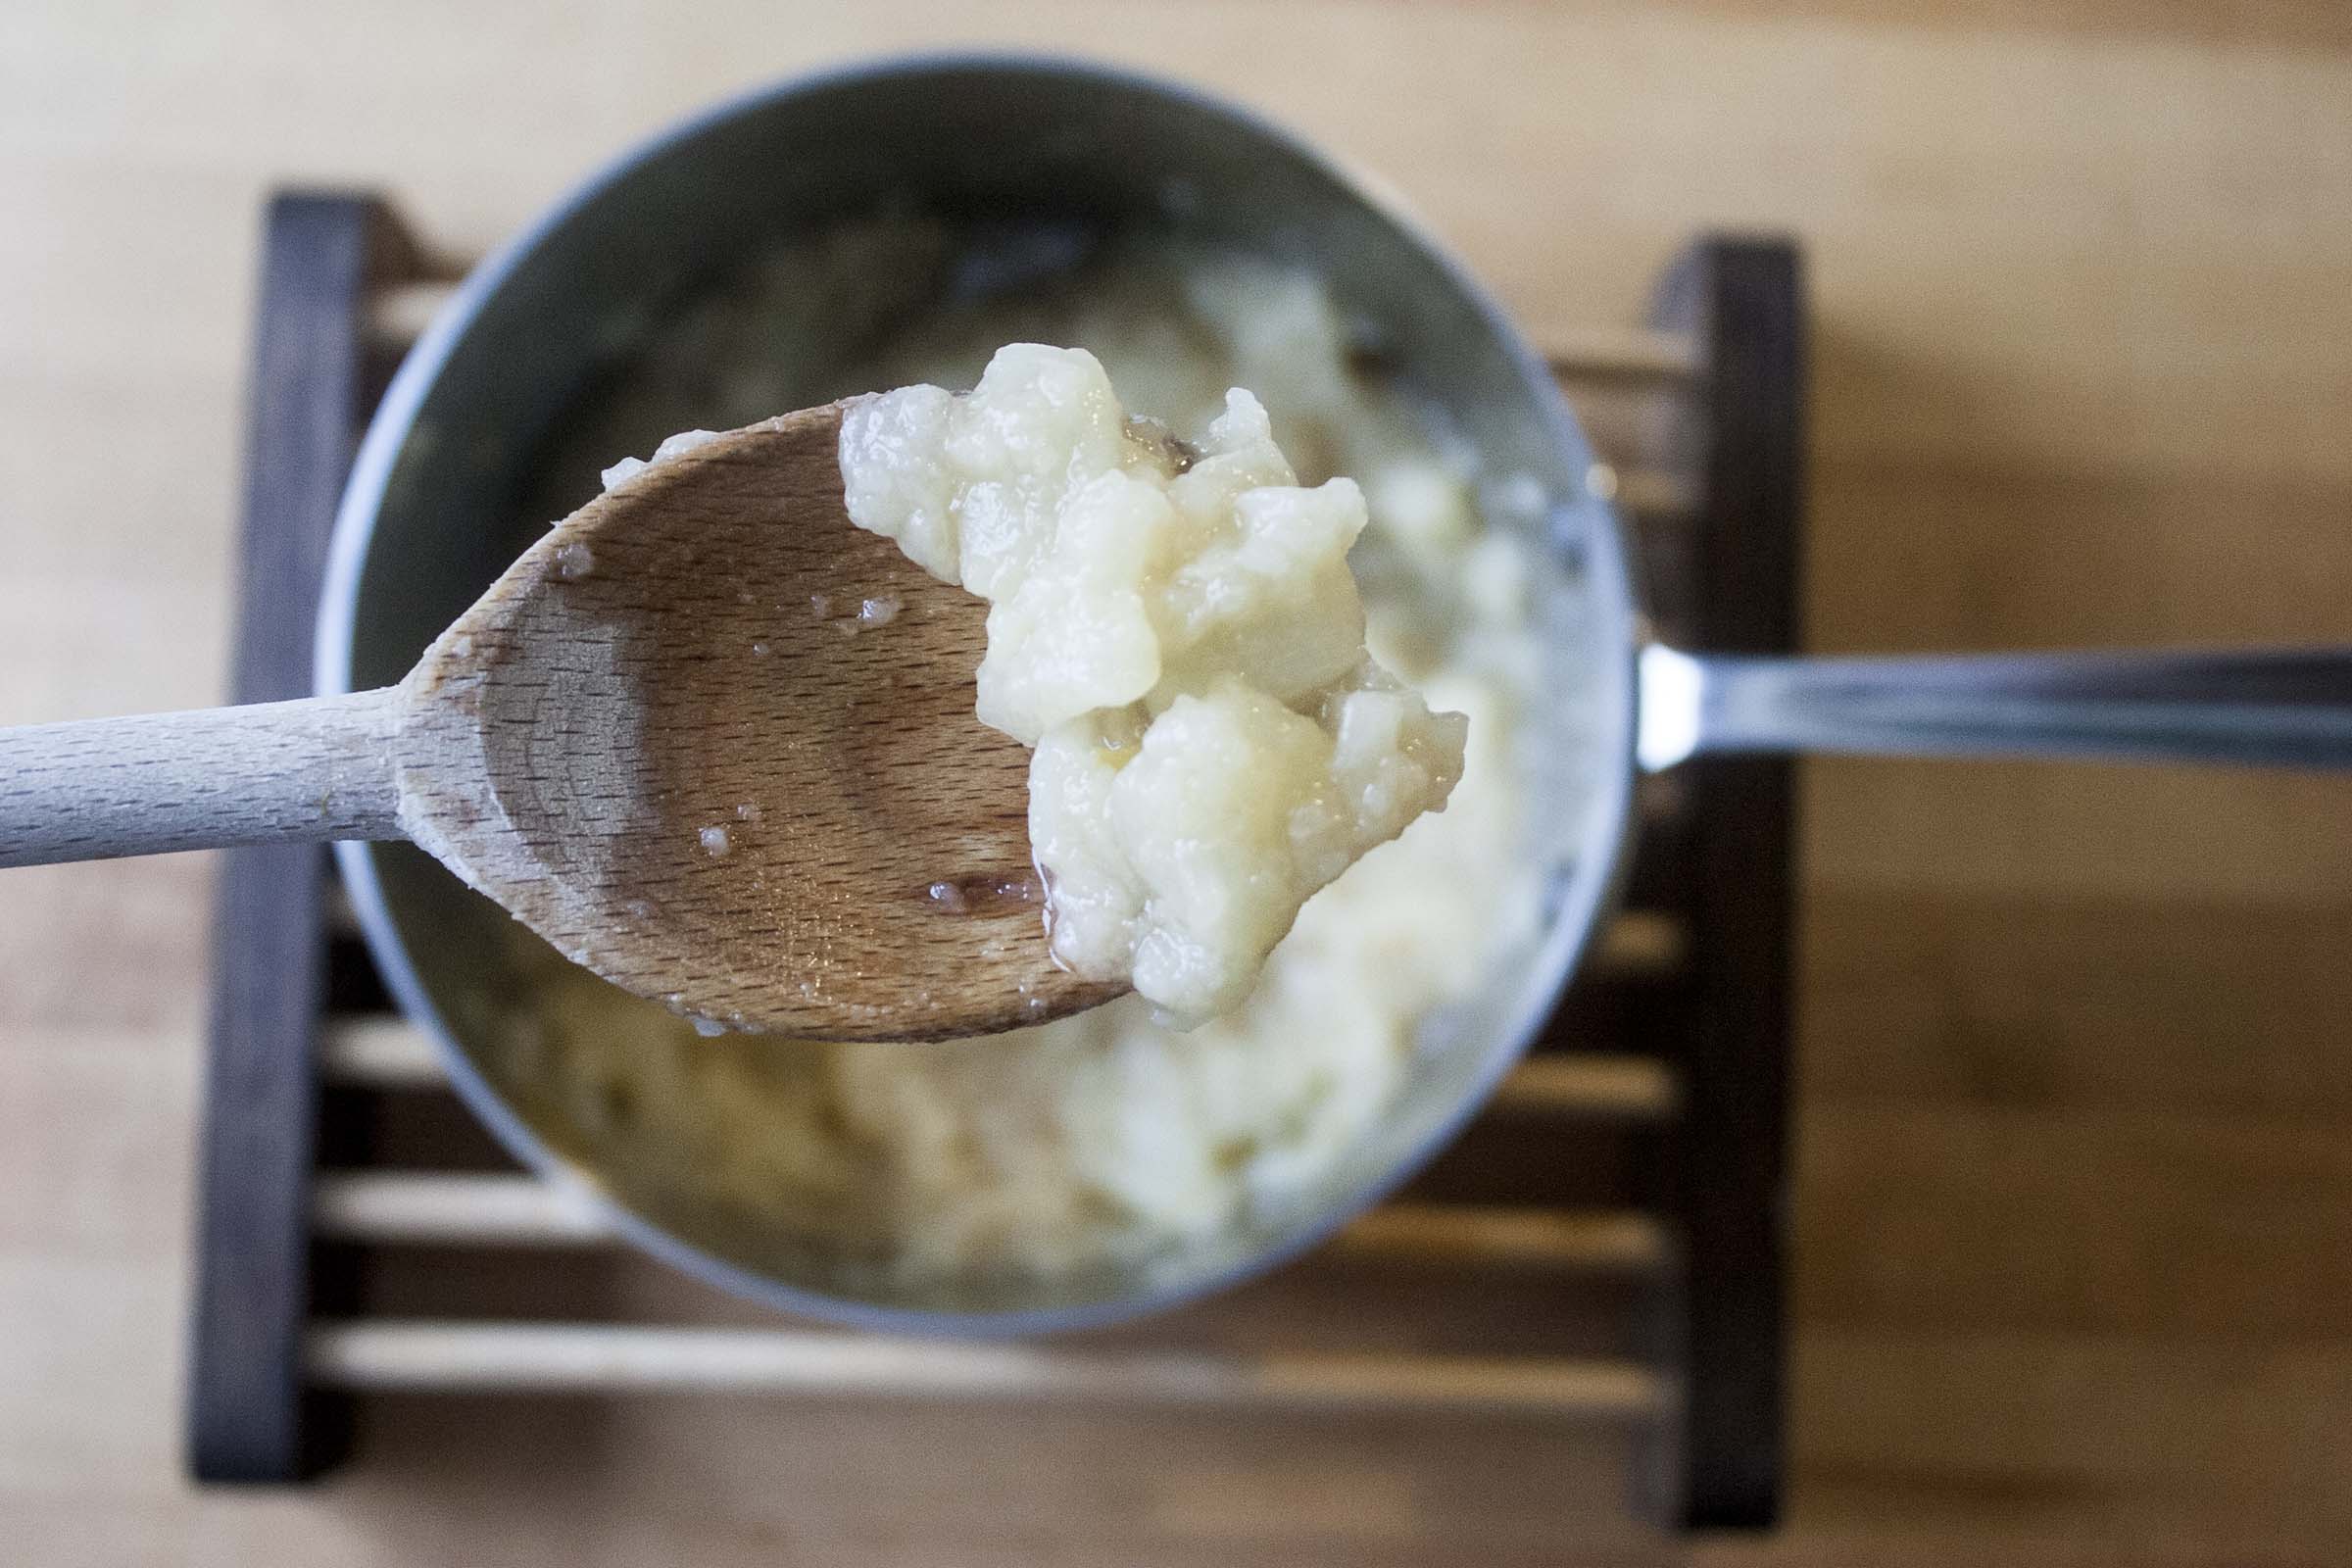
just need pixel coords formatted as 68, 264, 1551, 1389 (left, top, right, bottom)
329, 60, 1636, 1327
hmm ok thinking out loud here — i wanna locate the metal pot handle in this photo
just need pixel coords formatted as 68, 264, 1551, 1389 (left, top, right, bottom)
1637, 644, 2352, 772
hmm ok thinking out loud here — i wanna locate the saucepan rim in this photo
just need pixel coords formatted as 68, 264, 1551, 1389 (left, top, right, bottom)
316, 49, 1643, 1336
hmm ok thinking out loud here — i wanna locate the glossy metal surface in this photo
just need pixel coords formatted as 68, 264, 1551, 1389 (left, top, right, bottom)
1661, 645, 2352, 769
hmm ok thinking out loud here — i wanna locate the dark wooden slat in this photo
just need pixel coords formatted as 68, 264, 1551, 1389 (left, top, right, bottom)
1639, 236, 1805, 1530
187, 191, 416, 1483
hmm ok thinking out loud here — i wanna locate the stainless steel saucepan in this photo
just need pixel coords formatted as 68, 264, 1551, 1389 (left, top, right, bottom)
319, 55, 2352, 1334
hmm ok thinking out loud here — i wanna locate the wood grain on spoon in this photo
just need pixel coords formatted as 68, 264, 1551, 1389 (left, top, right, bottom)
0, 404, 1127, 1041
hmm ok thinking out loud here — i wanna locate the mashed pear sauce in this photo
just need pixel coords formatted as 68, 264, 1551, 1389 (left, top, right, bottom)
840, 344, 1468, 1024
486, 249, 1554, 1294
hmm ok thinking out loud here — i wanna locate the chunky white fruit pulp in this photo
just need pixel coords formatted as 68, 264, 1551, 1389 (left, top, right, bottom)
842, 343, 1468, 1025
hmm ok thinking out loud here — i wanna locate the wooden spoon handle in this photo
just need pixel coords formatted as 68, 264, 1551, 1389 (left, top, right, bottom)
0, 688, 405, 868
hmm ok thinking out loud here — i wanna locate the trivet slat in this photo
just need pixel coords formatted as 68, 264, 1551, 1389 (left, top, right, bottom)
317, 1015, 447, 1088
1540, 324, 1698, 380
189, 192, 422, 1486
191, 192, 1799, 1534
304, 1322, 1665, 1417
1639, 238, 1803, 1531
1492, 1054, 1677, 1118
309, 1173, 1672, 1272
318, 1016, 1683, 1118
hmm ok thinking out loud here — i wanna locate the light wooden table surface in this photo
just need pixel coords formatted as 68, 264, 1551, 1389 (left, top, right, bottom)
5, 2, 2350, 1563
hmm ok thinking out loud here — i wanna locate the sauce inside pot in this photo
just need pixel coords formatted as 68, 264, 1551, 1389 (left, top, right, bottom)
477, 229, 1573, 1296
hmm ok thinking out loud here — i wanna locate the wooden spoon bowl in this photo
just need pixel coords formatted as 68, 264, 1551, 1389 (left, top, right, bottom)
0, 405, 1124, 1041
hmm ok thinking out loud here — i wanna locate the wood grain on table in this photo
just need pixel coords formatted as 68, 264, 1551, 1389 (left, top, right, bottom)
3, 2, 2348, 1562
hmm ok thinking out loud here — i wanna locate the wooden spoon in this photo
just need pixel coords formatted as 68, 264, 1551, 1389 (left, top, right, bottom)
0, 404, 1126, 1041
